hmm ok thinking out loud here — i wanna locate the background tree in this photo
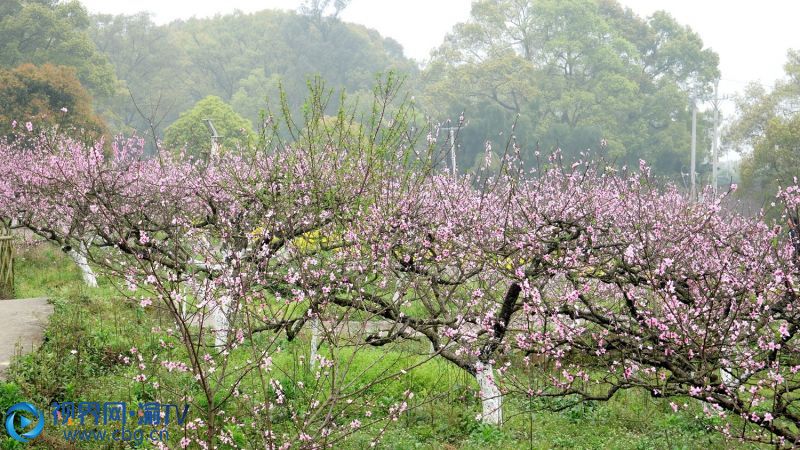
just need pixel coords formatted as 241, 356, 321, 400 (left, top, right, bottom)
0, 63, 106, 142
418, 0, 719, 175
0, 0, 116, 99
88, 8, 415, 146
729, 49, 800, 200
163, 95, 255, 156
88, 12, 187, 143
299, 0, 351, 21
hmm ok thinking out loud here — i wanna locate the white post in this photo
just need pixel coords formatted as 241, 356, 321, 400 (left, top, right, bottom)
214, 295, 230, 347
711, 80, 720, 195
67, 241, 97, 287
178, 286, 188, 321
310, 317, 320, 368
476, 361, 502, 425
721, 368, 734, 385
690, 101, 697, 202
450, 128, 457, 179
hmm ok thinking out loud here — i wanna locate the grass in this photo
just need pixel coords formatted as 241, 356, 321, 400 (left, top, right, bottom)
13, 243, 90, 299
0, 242, 769, 449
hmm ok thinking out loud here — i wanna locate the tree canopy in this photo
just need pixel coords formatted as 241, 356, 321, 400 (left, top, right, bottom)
89, 8, 415, 146
730, 50, 800, 199
163, 95, 255, 157
81, 0, 726, 179
417, 0, 719, 175
0, 0, 116, 98
0, 63, 106, 141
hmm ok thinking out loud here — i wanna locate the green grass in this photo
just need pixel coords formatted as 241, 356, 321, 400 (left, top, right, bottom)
0, 243, 769, 449
13, 243, 89, 299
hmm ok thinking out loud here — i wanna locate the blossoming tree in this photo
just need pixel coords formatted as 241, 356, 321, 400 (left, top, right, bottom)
3, 80, 800, 446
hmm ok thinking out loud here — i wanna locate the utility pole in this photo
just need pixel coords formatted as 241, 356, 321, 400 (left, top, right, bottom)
710, 80, 721, 195
204, 118, 220, 158
440, 125, 462, 179
450, 128, 456, 178
690, 100, 697, 202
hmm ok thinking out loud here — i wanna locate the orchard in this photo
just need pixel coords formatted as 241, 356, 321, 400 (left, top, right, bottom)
2, 81, 800, 448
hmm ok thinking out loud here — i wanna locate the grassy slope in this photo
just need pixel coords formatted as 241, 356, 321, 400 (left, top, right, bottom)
0, 243, 765, 449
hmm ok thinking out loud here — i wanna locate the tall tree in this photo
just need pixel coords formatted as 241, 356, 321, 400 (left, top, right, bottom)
88, 8, 415, 145
419, 0, 719, 175
0, 63, 106, 142
299, 0, 351, 20
89, 12, 188, 142
163, 95, 255, 157
0, 0, 116, 99
729, 50, 800, 198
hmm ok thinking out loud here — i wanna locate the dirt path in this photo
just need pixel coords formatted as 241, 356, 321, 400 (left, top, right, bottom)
0, 297, 53, 379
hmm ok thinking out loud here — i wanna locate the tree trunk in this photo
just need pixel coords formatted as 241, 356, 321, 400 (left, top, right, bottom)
475, 362, 502, 425
178, 287, 187, 321
214, 296, 230, 348
310, 317, 320, 368
721, 369, 734, 385
67, 241, 97, 287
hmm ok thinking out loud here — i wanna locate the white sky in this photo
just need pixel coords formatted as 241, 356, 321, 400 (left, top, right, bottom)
78, 0, 799, 104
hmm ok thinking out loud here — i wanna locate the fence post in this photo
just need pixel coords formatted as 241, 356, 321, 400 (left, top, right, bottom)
0, 224, 13, 299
